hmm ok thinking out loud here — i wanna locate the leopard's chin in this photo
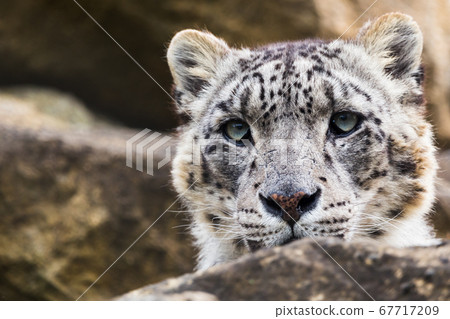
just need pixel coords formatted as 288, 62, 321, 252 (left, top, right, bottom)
280, 235, 304, 246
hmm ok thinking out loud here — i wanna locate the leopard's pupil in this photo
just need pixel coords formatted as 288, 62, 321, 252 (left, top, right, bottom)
225, 120, 250, 142
332, 112, 358, 133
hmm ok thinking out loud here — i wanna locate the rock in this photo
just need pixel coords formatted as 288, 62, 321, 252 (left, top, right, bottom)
117, 238, 450, 301
0, 87, 449, 300
0, 88, 194, 300
2, 0, 450, 145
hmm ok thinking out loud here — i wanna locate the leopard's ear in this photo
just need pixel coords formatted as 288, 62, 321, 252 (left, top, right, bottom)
357, 13, 423, 80
167, 29, 230, 98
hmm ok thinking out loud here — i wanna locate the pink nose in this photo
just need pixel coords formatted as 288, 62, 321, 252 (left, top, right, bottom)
270, 191, 305, 222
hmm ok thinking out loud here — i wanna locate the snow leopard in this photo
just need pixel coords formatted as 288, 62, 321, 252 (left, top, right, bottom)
167, 13, 438, 270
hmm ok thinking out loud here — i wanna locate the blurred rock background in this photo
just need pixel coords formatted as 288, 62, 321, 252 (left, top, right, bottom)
0, 0, 449, 300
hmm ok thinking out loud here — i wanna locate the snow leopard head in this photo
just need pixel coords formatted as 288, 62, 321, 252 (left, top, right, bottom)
167, 13, 437, 269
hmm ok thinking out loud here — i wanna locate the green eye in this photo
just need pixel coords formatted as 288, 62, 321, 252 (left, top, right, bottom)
330, 112, 359, 135
223, 120, 251, 145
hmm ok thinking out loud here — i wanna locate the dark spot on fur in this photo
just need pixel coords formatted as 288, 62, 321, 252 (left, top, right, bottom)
259, 87, 265, 101
188, 172, 195, 186
375, 134, 383, 143
324, 83, 335, 108
207, 214, 221, 229
396, 161, 417, 176
216, 101, 229, 112
179, 57, 197, 67
174, 89, 183, 106
176, 111, 191, 125
388, 209, 404, 219
387, 137, 418, 177
414, 185, 425, 193
368, 229, 385, 238
253, 72, 264, 84
186, 77, 208, 96
369, 170, 385, 179
246, 239, 263, 252
240, 87, 251, 114
412, 65, 425, 86
349, 83, 371, 102
261, 102, 267, 110
205, 144, 217, 154
324, 152, 332, 164
201, 153, 212, 184
234, 239, 245, 248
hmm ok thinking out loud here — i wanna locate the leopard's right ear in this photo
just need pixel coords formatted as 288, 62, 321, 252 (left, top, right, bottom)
356, 13, 423, 80
167, 30, 230, 99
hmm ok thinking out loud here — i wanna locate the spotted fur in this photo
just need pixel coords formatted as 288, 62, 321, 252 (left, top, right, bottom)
167, 13, 438, 270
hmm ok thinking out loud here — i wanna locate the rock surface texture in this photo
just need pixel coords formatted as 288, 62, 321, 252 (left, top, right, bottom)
0, 88, 449, 300
0, 88, 194, 300
117, 239, 450, 301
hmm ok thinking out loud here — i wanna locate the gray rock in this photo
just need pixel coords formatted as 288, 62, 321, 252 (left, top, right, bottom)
117, 238, 450, 301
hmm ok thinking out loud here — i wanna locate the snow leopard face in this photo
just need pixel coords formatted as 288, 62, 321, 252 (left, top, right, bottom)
167, 13, 437, 269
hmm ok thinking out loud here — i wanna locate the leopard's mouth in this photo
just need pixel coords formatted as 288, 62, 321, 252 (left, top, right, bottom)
280, 235, 304, 246
245, 234, 304, 252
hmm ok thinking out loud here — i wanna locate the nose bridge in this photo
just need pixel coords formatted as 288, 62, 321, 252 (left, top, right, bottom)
256, 137, 323, 222
261, 137, 317, 194
262, 135, 316, 165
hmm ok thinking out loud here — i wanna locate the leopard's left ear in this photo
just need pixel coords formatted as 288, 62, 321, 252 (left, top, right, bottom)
357, 13, 423, 80
167, 29, 230, 98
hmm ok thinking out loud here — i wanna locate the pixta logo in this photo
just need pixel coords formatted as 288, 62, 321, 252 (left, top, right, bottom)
126, 129, 172, 175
